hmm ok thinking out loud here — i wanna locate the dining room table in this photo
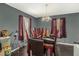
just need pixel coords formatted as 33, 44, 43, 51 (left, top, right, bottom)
28, 37, 57, 56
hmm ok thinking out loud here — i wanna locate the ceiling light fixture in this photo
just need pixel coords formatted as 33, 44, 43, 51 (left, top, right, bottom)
42, 4, 51, 22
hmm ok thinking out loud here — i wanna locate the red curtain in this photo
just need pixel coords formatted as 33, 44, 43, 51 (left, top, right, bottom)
51, 17, 66, 38
41, 28, 44, 38
18, 15, 24, 41
45, 28, 47, 37
34, 27, 37, 38
51, 18, 57, 37
29, 17, 32, 37
60, 17, 66, 38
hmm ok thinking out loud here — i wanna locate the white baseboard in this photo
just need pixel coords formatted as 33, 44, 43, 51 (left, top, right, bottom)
57, 42, 74, 46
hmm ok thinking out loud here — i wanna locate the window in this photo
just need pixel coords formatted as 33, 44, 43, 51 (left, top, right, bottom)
51, 17, 66, 38
18, 15, 30, 41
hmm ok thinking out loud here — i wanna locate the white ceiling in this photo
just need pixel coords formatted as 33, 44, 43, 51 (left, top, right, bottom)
6, 3, 79, 18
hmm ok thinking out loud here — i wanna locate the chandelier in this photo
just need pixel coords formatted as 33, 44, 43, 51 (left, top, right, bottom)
41, 4, 51, 22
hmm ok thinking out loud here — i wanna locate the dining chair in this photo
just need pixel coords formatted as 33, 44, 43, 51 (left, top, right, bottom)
44, 36, 57, 56
30, 39, 44, 56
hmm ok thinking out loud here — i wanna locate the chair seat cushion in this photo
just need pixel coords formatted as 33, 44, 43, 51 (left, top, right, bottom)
43, 43, 54, 48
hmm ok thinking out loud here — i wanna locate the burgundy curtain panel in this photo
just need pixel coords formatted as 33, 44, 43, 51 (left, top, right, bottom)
41, 28, 44, 38
29, 17, 32, 37
60, 17, 67, 38
51, 18, 57, 37
18, 15, 24, 41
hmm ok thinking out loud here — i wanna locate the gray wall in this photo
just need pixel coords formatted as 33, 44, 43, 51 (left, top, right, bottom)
0, 3, 37, 32
37, 13, 79, 44
0, 3, 37, 49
